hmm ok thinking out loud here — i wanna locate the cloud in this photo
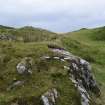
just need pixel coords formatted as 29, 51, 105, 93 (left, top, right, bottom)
0, 0, 105, 32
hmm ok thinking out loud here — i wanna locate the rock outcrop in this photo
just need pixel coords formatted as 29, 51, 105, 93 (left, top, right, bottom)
41, 45, 101, 105
15, 46, 100, 105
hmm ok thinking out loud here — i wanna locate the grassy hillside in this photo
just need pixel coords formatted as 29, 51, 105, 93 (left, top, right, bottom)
61, 27, 105, 104
0, 25, 105, 105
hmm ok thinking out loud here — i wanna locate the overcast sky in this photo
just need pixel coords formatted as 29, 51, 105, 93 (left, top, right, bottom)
0, 0, 105, 32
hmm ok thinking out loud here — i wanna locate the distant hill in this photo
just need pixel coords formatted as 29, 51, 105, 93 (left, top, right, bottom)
0, 25, 59, 42
0, 25, 14, 29
66, 26, 105, 41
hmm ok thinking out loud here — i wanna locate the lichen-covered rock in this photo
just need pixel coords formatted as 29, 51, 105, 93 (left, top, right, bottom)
70, 58, 100, 95
16, 57, 33, 75
41, 88, 58, 105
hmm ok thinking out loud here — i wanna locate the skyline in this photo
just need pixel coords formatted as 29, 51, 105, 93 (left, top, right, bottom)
0, 0, 105, 32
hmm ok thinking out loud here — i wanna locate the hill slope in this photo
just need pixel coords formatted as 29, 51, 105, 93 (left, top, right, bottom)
61, 27, 105, 104
0, 25, 105, 105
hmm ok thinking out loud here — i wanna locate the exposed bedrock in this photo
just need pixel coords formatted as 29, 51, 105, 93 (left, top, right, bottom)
41, 46, 101, 105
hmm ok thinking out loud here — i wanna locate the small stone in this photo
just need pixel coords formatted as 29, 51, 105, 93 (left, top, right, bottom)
41, 88, 58, 105
53, 56, 60, 60
64, 66, 70, 70
16, 57, 33, 75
